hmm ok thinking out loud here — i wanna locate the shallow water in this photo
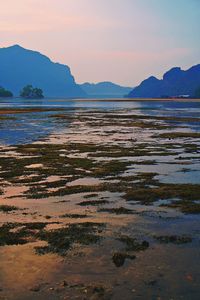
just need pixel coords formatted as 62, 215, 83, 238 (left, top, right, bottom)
0, 98, 200, 299
0, 98, 200, 145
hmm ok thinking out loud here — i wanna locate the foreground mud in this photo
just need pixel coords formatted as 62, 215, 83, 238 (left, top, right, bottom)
0, 100, 200, 299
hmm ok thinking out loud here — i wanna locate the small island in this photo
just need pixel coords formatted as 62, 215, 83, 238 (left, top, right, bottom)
195, 87, 200, 99
0, 86, 13, 98
20, 84, 44, 99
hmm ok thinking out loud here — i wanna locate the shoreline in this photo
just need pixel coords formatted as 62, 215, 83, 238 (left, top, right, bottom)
67, 97, 200, 102
1, 97, 200, 103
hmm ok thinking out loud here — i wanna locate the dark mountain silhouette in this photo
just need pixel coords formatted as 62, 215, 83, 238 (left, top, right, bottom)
127, 65, 200, 98
0, 45, 86, 98
80, 81, 132, 98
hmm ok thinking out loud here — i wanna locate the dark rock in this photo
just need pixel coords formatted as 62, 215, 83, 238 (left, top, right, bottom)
112, 252, 136, 267
30, 285, 41, 292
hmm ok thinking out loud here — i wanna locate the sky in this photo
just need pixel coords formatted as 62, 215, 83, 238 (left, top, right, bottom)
0, 0, 199, 86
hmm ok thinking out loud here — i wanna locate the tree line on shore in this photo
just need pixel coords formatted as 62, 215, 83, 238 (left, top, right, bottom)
0, 85, 44, 99
0, 84, 200, 99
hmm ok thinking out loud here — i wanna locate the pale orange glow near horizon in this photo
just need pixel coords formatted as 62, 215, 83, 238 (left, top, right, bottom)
0, 0, 199, 86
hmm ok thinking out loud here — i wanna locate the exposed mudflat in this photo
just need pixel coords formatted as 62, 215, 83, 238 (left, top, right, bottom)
0, 99, 200, 299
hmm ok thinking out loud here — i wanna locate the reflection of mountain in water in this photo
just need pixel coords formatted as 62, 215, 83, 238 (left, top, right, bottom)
0, 110, 67, 145
0, 99, 77, 145
137, 101, 200, 129
0, 98, 200, 145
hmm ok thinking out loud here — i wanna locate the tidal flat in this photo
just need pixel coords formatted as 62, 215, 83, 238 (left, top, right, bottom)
0, 99, 200, 299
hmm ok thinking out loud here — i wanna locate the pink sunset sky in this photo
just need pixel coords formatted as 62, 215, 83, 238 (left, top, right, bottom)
0, 0, 199, 86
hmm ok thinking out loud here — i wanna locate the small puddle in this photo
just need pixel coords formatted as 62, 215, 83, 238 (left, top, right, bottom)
67, 177, 102, 187
25, 164, 43, 169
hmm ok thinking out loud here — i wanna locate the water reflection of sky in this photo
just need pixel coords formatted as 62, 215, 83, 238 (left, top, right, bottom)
0, 99, 200, 145
0, 110, 67, 145
1, 98, 200, 110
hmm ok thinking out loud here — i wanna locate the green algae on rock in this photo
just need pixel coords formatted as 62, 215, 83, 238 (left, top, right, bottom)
0, 205, 20, 213
36, 222, 106, 256
98, 207, 135, 215
154, 235, 192, 244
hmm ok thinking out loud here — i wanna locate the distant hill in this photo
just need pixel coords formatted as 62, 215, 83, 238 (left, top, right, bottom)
80, 81, 132, 98
127, 65, 200, 98
0, 45, 86, 98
